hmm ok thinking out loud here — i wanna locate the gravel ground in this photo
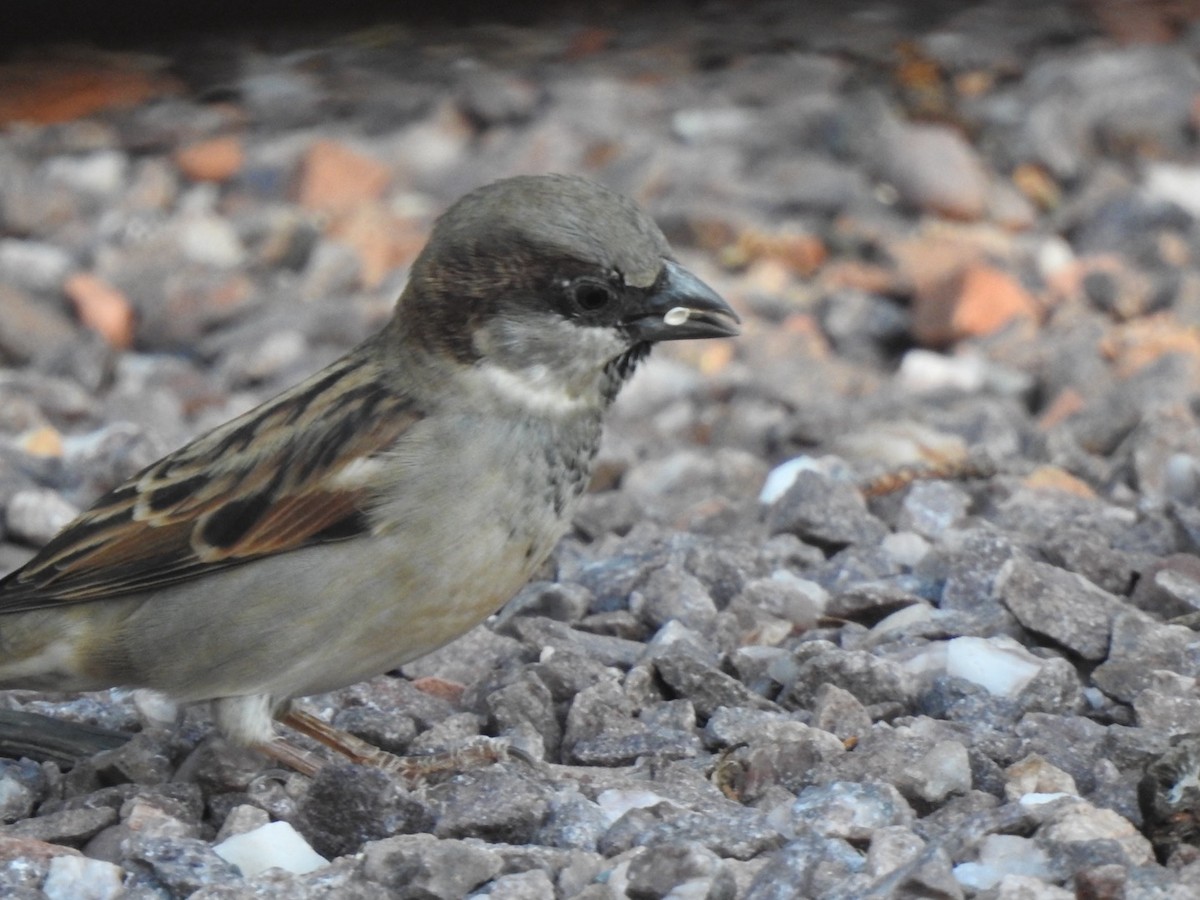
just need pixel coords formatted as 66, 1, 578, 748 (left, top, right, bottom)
5, 1, 1200, 897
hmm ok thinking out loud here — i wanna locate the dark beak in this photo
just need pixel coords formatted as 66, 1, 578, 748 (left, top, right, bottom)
625, 259, 740, 343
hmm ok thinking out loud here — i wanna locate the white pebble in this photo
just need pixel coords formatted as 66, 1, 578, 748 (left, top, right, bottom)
869, 602, 933, 639
1018, 791, 1074, 807
758, 456, 819, 504
912, 740, 972, 802
881, 531, 931, 567
45, 151, 128, 197
0, 239, 73, 293
1144, 161, 1200, 219
43, 856, 125, 900
952, 834, 1054, 891
214, 820, 328, 877
896, 349, 986, 394
178, 214, 246, 268
945, 635, 1042, 698
5, 489, 80, 546
1036, 235, 1075, 280
596, 788, 671, 825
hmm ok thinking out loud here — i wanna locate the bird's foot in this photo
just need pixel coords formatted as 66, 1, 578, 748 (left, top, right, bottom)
272, 707, 530, 782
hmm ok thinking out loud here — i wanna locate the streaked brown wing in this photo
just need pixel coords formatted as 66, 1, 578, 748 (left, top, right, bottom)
0, 340, 422, 612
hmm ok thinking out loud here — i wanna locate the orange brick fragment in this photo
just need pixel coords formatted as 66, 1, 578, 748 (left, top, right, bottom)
330, 204, 427, 289
175, 135, 244, 183
913, 263, 1039, 347
17, 426, 63, 458
0, 58, 178, 125
64, 272, 136, 349
297, 140, 391, 216
1023, 465, 1097, 499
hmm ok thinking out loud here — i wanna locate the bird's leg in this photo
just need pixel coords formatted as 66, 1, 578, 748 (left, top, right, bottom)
256, 734, 326, 777
279, 707, 408, 770
278, 707, 523, 781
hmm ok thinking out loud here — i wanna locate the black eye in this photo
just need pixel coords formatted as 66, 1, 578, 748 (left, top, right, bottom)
571, 280, 616, 313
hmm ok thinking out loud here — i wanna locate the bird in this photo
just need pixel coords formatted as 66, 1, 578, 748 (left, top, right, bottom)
0, 173, 739, 774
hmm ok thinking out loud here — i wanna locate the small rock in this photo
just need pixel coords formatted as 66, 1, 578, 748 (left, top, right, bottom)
866, 826, 925, 878
430, 768, 549, 844
895, 348, 987, 393
45, 151, 128, 198
536, 789, 609, 852
0, 761, 45, 824
995, 558, 1124, 661
1004, 755, 1079, 801
0, 806, 115, 844
1129, 554, 1200, 619
1091, 611, 1199, 702
784, 646, 913, 709
123, 835, 241, 895
876, 121, 991, 220
899, 481, 971, 540
42, 855, 124, 900
361, 833, 502, 898
1035, 798, 1153, 866
214, 804, 269, 842
296, 139, 391, 215
5, 488, 79, 547
908, 740, 973, 804
765, 470, 888, 551
951, 834, 1057, 893
945, 636, 1044, 699
63, 273, 135, 349
728, 576, 825, 629
297, 763, 434, 864
0, 239, 73, 294
624, 842, 736, 900
476, 868, 557, 900
791, 782, 915, 841
602, 801, 783, 861
743, 833, 864, 898
1133, 687, 1200, 735
400, 625, 524, 685
501, 581, 592, 623
631, 567, 717, 631
912, 263, 1039, 347
213, 820, 328, 877
0, 284, 79, 364
654, 650, 779, 718
811, 684, 873, 742
174, 135, 244, 183
177, 214, 246, 268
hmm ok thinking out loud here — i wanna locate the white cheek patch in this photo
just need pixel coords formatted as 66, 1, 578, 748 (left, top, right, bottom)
664, 307, 691, 327
474, 362, 583, 416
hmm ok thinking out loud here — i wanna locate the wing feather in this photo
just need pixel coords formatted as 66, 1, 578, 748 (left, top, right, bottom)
0, 339, 422, 612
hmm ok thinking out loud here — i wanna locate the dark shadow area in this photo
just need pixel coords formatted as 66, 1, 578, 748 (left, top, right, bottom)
1, 0, 606, 52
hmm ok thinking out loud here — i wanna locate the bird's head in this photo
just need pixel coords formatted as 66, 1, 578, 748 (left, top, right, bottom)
396, 174, 739, 405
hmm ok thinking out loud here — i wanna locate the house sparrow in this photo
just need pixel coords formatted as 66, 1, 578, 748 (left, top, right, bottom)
0, 174, 739, 771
